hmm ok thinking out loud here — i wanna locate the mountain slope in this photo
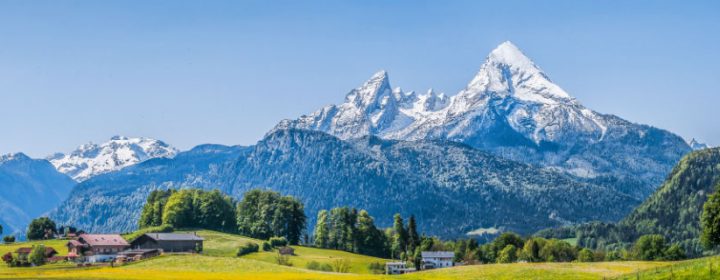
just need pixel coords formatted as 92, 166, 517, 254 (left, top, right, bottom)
52, 129, 637, 238
274, 41, 690, 199
0, 153, 76, 236
50, 144, 246, 233
48, 136, 178, 182
618, 147, 720, 253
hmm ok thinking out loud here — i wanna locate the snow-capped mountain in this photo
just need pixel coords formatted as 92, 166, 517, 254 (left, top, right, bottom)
274, 41, 691, 199
688, 138, 709, 150
48, 136, 178, 181
0, 153, 75, 236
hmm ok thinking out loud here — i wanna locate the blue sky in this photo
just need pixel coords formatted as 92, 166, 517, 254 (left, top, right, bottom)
1, 0, 718, 157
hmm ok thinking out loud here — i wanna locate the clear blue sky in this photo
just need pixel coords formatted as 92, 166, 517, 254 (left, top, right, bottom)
1, 0, 718, 157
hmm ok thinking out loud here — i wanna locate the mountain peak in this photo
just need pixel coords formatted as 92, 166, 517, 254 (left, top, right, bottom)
688, 138, 709, 150
48, 136, 178, 181
344, 70, 393, 109
487, 41, 536, 70
0, 152, 31, 164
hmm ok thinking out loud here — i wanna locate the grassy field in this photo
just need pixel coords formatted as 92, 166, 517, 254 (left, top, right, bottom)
0, 230, 717, 279
192, 230, 387, 274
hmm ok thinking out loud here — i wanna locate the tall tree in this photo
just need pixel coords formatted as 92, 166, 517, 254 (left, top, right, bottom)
236, 189, 306, 244
701, 183, 720, 249
407, 215, 420, 252
162, 190, 195, 227
392, 214, 408, 259
314, 210, 329, 248
139, 189, 174, 228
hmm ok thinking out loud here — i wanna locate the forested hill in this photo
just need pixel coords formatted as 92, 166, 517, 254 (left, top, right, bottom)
619, 147, 720, 253
51, 129, 638, 238
540, 147, 720, 256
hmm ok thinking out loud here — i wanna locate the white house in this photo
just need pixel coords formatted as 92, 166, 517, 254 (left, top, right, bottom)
421, 251, 454, 269
385, 261, 415, 275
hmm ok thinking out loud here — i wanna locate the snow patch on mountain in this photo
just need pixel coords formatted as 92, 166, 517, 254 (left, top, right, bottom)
688, 138, 709, 150
48, 136, 178, 181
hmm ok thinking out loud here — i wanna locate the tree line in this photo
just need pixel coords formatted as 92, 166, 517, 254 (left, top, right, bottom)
139, 188, 306, 245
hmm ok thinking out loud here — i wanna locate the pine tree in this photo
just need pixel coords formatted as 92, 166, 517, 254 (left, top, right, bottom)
314, 210, 329, 248
407, 215, 420, 252
392, 214, 408, 258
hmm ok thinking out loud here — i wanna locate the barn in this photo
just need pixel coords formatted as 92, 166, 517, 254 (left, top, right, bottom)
130, 233, 204, 253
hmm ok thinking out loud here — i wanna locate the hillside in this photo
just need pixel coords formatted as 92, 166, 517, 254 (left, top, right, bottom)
0, 153, 76, 236
619, 147, 720, 253
540, 148, 720, 256
52, 129, 637, 238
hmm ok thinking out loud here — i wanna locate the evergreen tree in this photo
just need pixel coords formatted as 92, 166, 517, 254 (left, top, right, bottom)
29, 245, 46, 266
314, 210, 329, 248
392, 214, 408, 258
407, 215, 420, 252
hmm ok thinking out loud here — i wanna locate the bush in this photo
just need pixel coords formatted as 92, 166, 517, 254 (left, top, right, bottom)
368, 262, 385, 274
497, 244, 518, 263
632, 234, 667, 261
664, 244, 686, 261
331, 258, 351, 273
275, 252, 292, 266
29, 245, 46, 266
306, 260, 333, 271
269, 236, 288, 248
262, 241, 272, 251
3, 236, 15, 244
236, 242, 259, 256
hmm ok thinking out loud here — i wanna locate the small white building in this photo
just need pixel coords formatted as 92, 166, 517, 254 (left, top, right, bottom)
385, 261, 415, 275
421, 251, 454, 269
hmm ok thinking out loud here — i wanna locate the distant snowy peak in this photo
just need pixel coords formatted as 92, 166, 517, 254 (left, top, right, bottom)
688, 138, 709, 150
48, 136, 178, 181
0, 152, 31, 164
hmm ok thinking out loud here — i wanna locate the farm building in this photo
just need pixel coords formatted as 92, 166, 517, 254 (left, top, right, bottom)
117, 248, 161, 261
421, 251, 454, 269
130, 233, 203, 253
67, 234, 130, 263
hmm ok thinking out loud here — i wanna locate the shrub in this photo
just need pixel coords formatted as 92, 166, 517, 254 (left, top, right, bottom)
236, 242, 259, 256
664, 244, 686, 261
497, 244, 517, 263
29, 245, 46, 266
306, 260, 333, 272
632, 234, 667, 261
2, 252, 12, 265
269, 236, 288, 248
275, 252, 292, 266
577, 248, 594, 262
262, 241, 272, 251
3, 235, 15, 244
331, 258, 351, 273
368, 262, 385, 274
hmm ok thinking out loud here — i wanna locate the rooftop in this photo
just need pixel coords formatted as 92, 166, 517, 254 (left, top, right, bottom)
79, 234, 130, 246
421, 251, 454, 258
143, 233, 204, 241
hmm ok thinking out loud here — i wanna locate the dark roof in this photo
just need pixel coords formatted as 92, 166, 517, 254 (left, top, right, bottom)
143, 233, 204, 241
118, 249, 160, 256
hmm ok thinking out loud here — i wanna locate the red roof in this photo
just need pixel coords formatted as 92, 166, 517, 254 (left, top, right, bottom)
79, 234, 129, 247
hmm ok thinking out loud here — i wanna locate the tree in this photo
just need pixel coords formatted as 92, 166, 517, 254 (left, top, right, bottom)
139, 189, 175, 228
355, 210, 388, 257
3, 236, 15, 244
407, 215, 420, 252
632, 234, 667, 261
663, 244, 686, 261
162, 190, 195, 227
497, 244, 518, 263
314, 210, 329, 248
28, 245, 46, 266
392, 214, 408, 258
522, 237, 546, 262
539, 239, 576, 262
236, 189, 306, 244
27, 217, 56, 240
577, 248, 594, 262
701, 183, 720, 249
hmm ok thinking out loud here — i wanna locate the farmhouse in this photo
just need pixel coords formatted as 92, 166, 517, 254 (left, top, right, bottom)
421, 251, 454, 269
117, 248, 161, 261
67, 234, 130, 263
130, 233, 204, 253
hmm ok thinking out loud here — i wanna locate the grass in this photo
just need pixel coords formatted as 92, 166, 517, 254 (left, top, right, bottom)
611, 255, 720, 280
0, 230, 716, 279
0, 238, 70, 256
189, 230, 388, 274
